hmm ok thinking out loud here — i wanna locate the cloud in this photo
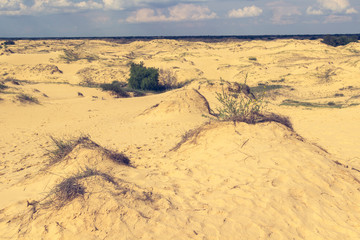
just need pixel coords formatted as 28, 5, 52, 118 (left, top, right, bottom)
0, 0, 105, 15
0, 0, 27, 15
126, 3, 217, 23
317, 0, 349, 12
307, 0, 356, 15
324, 14, 352, 23
228, 5, 263, 18
268, 1, 301, 24
102, 0, 124, 10
306, 6, 324, 15
345, 7, 358, 14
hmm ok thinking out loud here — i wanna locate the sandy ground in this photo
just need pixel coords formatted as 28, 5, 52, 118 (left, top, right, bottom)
0, 38, 360, 239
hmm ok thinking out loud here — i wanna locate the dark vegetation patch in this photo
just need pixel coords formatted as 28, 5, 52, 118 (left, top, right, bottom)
60, 49, 99, 63
322, 35, 358, 47
280, 99, 344, 109
250, 84, 285, 94
16, 93, 39, 104
0, 83, 8, 90
100, 81, 130, 98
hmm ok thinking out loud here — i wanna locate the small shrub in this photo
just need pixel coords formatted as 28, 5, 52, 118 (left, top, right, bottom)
4, 40, 15, 45
60, 49, 80, 62
159, 68, 178, 89
322, 35, 358, 47
0, 83, 8, 90
16, 93, 39, 104
128, 62, 161, 91
214, 88, 266, 121
100, 81, 129, 98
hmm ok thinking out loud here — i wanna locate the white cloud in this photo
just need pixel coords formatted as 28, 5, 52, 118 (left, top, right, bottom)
324, 14, 352, 23
306, 6, 324, 15
126, 3, 217, 23
318, 0, 349, 12
345, 7, 358, 14
268, 1, 301, 24
102, 0, 124, 10
307, 0, 356, 17
228, 5, 263, 18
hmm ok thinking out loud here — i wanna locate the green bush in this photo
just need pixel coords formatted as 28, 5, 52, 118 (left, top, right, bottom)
215, 88, 265, 121
322, 35, 358, 47
128, 62, 161, 91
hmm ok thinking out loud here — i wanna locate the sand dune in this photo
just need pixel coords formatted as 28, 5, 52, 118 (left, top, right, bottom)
1, 38, 360, 239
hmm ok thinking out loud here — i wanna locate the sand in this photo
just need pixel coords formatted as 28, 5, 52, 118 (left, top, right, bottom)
0, 38, 360, 239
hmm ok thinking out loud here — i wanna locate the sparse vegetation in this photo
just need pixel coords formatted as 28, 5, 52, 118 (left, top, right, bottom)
46, 168, 117, 209
100, 81, 130, 98
60, 49, 98, 63
322, 35, 358, 47
214, 88, 266, 121
0, 83, 8, 90
159, 68, 178, 89
281, 99, 343, 109
212, 77, 293, 129
47, 135, 131, 166
48, 136, 79, 165
4, 40, 15, 45
16, 93, 39, 104
250, 84, 284, 95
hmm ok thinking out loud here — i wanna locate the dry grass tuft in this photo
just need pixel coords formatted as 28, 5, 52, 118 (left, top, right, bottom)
45, 168, 118, 209
47, 135, 131, 166
16, 93, 39, 104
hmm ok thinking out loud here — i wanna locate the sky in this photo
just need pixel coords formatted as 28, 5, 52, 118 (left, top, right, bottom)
0, 0, 359, 37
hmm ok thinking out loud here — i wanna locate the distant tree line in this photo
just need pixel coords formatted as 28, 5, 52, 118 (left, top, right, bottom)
321, 35, 359, 47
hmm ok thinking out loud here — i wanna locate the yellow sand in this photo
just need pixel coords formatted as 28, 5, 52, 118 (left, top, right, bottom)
0, 39, 360, 239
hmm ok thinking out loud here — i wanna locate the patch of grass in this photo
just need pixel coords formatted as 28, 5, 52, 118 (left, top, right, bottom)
60, 49, 98, 63
60, 49, 80, 62
100, 81, 130, 98
16, 93, 39, 104
280, 99, 343, 108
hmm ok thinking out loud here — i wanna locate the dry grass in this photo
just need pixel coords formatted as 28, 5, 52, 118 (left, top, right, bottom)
47, 135, 131, 166
16, 93, 39, 104
44, 168, 118, 209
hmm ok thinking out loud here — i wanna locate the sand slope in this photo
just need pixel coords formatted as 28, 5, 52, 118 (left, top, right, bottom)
1, 38, 360, 239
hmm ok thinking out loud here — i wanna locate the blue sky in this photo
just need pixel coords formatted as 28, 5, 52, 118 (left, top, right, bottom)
0, 0, 359, 37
